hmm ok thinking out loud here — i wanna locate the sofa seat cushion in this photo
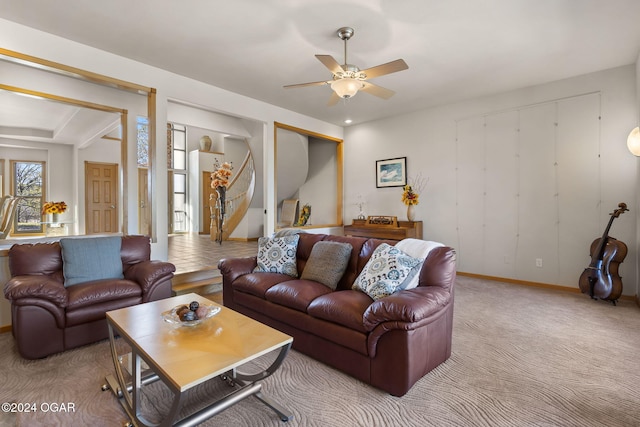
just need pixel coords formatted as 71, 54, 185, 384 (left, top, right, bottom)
264, 280, 333, 312
66, 279, 142, 311
307, 290, 373, 333
66, 296, 142, 327
232, 272, 293, 298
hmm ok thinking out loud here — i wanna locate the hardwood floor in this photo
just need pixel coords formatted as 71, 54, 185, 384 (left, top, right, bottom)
168, 233, 258, 275
168, 233, 258, 302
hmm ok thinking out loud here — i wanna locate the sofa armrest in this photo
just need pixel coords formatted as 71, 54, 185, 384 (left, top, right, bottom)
3, 276, 68, 307
218, 256, 258, 284
124, 260, 176, 295
362, 286, 451, 331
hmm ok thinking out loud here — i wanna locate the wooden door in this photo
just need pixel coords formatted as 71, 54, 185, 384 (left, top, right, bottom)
85, 162, 118, 234
138, 168, 151, 236
202, 171, 215, 234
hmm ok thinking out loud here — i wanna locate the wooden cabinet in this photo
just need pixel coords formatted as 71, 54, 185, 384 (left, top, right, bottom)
344, 217, 423, 241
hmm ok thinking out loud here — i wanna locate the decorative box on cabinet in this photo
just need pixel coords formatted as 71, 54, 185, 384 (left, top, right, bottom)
344, 216, 423, 241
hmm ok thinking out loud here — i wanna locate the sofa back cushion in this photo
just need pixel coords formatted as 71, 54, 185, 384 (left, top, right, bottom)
9, 242, 63, 277
60, 236, 124, 287
121, 235, 151, 269
296, 234, 396, 291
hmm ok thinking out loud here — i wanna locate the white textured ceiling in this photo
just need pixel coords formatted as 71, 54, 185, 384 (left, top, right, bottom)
1, 0, 640, 128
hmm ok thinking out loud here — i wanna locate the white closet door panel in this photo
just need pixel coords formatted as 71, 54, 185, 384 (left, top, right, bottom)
556, 94, 601, 286
484, 111, 519, 277
456, 117, 485, 273
516, 104, 559, 283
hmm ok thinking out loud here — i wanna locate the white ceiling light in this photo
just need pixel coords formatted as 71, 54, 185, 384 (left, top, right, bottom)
627, 126, 640, 156
331, 78, 363, 99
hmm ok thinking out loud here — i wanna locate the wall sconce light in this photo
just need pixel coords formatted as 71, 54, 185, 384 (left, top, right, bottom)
627, 127, 640, 156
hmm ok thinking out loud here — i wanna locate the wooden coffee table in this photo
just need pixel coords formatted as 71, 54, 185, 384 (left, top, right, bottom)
102, 293, 293, 426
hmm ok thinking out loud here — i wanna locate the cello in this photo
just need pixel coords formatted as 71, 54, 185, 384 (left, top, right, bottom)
578, 202, 628, 305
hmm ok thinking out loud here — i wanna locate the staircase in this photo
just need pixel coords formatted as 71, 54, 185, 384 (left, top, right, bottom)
210, 150, 255, 240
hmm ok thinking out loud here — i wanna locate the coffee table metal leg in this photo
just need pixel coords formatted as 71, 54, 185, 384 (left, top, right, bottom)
230, 342, 293, 421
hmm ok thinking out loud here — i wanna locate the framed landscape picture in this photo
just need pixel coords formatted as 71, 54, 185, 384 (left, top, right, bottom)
376, 157, 407, 188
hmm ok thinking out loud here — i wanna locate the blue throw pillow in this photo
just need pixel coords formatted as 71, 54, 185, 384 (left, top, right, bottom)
60, 236, 124, 287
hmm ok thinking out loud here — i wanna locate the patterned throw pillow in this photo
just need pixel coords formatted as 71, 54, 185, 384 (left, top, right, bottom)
253, 234, 300, 277
352, 243, 422, 300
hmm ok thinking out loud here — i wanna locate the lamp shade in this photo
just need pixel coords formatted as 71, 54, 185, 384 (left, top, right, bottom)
627, 127, 640, 156
330, 78, 363, 99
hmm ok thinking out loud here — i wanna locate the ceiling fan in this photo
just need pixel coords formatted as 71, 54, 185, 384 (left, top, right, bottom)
284, 27, 409, 106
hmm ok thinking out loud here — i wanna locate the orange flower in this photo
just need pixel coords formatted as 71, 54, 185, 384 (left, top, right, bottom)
210, 159, 233, 189
42, 201, 67, 214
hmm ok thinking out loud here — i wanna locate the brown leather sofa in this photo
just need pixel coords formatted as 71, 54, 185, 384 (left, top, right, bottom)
4, 235, 175, 359
219, 233, 456, 396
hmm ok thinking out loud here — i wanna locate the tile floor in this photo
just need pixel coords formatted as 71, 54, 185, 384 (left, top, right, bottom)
168, 233, 258, 275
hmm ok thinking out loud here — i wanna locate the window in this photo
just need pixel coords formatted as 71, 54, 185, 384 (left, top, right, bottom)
169, 123, 188, 233
137, 116, 149, 167
12, 160, 45, 234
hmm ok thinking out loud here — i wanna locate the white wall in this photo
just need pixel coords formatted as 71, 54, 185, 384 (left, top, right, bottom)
345, 65, 639, 295
0, 18, 344, 261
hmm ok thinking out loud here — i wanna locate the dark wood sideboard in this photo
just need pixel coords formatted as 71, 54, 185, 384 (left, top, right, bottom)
344, 217, 423, 241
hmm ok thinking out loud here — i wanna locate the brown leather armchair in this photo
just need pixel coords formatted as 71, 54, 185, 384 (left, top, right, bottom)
4, 235, 175, 359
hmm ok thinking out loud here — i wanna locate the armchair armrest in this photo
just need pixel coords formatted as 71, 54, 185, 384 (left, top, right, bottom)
218, 256, 258, 284
3, 276, 68, 307
363, 286, 451, 331
124, 260, 176, 295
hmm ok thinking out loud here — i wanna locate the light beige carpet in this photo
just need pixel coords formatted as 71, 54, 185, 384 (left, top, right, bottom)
1, 276, 639, 426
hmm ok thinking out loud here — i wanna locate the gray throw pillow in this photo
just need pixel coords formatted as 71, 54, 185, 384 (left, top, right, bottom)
301, 241, 353, 290
60, 236, 124, 287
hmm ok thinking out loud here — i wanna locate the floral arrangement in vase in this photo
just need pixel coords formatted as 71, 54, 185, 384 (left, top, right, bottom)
210, 159, 233, 244
210, 159, 233, 189
42, 201, 67, 215
296, 204, 311, 226
401, 173, 428, 221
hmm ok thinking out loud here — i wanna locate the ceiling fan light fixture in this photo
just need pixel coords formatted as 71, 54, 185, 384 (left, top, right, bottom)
331, 78, 363, 99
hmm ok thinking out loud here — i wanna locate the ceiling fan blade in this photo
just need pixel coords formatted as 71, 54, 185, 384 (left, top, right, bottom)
283, 80, 328, 89
360, 81, 395, 99
360, 59, 408, 79
327, 92, 341, 106
316, 55, 344, 74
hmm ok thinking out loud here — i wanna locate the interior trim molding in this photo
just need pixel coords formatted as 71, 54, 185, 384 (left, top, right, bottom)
0, 47, 151, 94
273, 122, 344, 231
457, 271, 637, 302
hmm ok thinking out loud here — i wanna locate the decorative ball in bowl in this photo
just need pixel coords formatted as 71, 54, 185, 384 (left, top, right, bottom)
161, 301, 221, 326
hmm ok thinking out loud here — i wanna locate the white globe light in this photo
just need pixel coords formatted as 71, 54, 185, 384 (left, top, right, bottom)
331, 78, 363, 99
627, 127, 640, 156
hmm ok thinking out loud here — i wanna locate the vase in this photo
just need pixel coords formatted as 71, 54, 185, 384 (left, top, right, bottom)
407, 204, 416, 222
213, 186, 226, 244
199, 135, 212, 152
52, 213, 59, 223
